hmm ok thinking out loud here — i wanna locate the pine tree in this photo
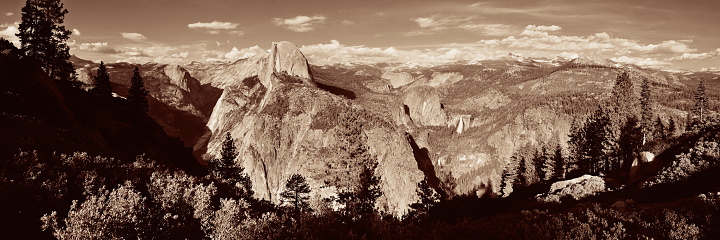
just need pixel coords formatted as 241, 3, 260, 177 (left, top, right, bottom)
533, 147, 547, 183
92, 61, 111, 97
211, 132, 253, 198
612, 71, 638, 117
128, 67, 149, 114
668, 117, 676, 137
618, 117, 642, 171
568, 117, 586, 175
640, 77, 653, 145
552, 144, 565, 181
691, 78, 708, 131
220, 132, 237, 175
499, 163, 515, 197
356, 163, 382, 216
17, 0, 74, 81
339, 162, 382, 218
653, 117, 666, 140
280, 174, 312, 213
514, 155, 527, 188
409, 178, 440, 215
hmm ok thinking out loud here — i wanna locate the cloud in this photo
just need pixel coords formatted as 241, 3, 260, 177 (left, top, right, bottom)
187, 21, 242, 35
525, 25, 561, 32
479, 25, 697, 55
408, 15, 515, 36
114, 43, 210, 64
222, 46, 265, 61
121, 32, 147, 41
72, 29, 81, 36
5, 13, 13, 17
76, 42, 118, 54
611, 56, 670, 67
299, 40, 496, 66
272, 15, 326, 32
666, 48, 720, 61
0, 22, 20, 47
188, 21, 239, 30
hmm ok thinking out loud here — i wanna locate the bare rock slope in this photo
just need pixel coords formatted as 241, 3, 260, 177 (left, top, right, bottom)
199, 41, 423, 215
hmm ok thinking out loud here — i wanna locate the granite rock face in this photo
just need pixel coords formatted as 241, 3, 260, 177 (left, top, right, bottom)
402, 86, 447, 126
199, 41, 423, 215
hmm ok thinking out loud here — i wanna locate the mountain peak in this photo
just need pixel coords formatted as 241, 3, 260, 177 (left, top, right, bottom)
569, 53, 615, 67
262, 41, 315, 87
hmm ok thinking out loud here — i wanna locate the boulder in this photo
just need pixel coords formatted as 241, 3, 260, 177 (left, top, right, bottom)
538, 175, 606, 203
630, 151, 655, 183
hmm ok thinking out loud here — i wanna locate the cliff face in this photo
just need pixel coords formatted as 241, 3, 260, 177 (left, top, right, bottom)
199, 41, 423, 215
72, 63, 219, 150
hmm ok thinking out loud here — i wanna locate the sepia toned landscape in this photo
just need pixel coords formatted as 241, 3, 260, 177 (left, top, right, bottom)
1, 0, 720, 239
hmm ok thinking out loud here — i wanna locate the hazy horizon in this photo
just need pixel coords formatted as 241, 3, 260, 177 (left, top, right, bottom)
1, 0, 719, 71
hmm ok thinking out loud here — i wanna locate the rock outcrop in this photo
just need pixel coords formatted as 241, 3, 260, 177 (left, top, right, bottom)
427, 72, 463, 87
382, 72, 415, 88
538, 175, 606, 203
199, 41, 423, 215
402, 86, 447, 126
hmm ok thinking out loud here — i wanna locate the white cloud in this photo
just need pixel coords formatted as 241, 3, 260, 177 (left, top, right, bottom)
272, 15, 326, 32
121, 32, 147, 41
76, 42, 118, 54
0, 22, 20, 47
611, 56, 669, 67
459, 23, 516, 36
666, 48, 720, 61
72, 29, 81, 36
188, 21, 239, 30
223, 46, 265, 61
341, 20, 355, 26
299, 40, 496, 66
5, 13, 13, 17
526, 25, 562, 32
188, 21, 242, 35
408, 15, 515, 36
114, 43, 210, 64
479, 25, 697, 55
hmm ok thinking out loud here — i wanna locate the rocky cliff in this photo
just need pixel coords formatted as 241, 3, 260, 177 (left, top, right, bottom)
72, 62, 220, 150
199, 41, 423, 215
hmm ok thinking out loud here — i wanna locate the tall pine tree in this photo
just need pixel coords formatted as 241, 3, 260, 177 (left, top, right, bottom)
128, 67, 149, 114
17, 0, 74, 81
668, 117, 676, 137
92, 61, 111, 97
691, 78, 708, 131
514, 155, 527, 189
211, 132, 253, 198
640, 77, 653, 145
612, 71, 638, 117
653, 117, 666, 140
552, 144, 565, 181
339, 161, 382, 218
409, 178, 440, 215
280, 174, 312, 213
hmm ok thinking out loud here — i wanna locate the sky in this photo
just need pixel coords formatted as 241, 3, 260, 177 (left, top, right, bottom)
1, 0, 719, 70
